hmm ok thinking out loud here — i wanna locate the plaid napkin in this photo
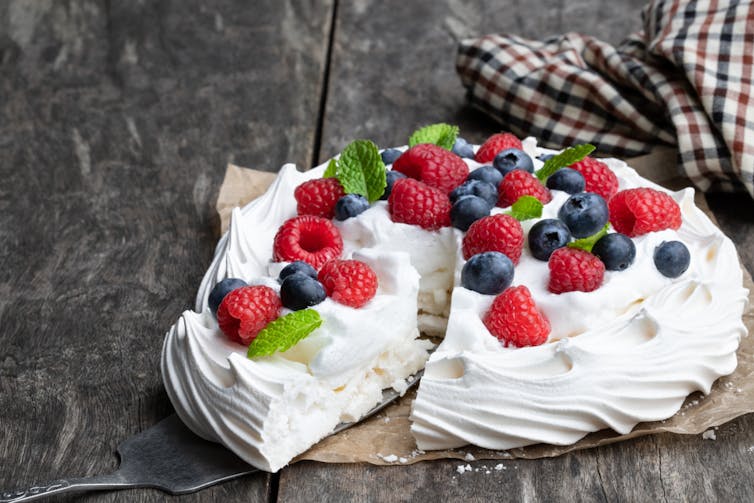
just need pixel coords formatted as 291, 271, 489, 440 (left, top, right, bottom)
456, 0, 753, 198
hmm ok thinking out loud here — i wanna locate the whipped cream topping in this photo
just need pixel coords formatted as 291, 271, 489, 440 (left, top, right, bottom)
410, 151, 749, 451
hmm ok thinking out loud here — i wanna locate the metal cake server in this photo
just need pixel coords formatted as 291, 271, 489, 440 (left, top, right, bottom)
0, 371, 422, 502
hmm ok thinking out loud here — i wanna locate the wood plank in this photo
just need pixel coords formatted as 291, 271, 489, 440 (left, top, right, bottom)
280, 0, 754, 501
0, 0, 333, 500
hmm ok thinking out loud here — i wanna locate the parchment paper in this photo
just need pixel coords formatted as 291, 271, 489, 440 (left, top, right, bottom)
216, 149, 754, 465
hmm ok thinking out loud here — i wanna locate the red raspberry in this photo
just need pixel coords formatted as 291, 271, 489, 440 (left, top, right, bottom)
392, 143, 468, 194
318, 259, 378, 308
483, 286, 550, 347
608, 188, 682, 237
548, 247, 605, 294
294, 178, 346, 219
216, 285, 282, 345
497, 170, 552, 207
388, 178, 451, 230
462, 214, 524, 264
273, 215, 343, 269
570, 157, 619, 201
474, 133, 523, 163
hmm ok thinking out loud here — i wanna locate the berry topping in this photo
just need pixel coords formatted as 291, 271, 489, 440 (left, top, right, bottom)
483, 285, 550, 347
208, 278, 248, 315
548, 247, 605, 294
475, 133, 523, 163
380, 148, 403, 165
392, 143, 469, 194
273, 216, 344, 270
493, 148, 534, 177
592, 233, 636, 271
380, 170, 407, 200
278, 260, 318, 282
318, 259, 378, 308
497, 170, 552, 208
545, 167, 586, 194
608, 188, 682, 237
280, 273, 327, 311
450, 179, 498, 208
451, 195, 491, 231
528, 219, 572, 261
467, 165, 504, 188
570, 157, 619, 201
462, 213, 524, 264
388, 178, 451, 230
557, 192, 609, 238
452, 137, 475, 159
216, 285, 282, 345
461, 251, 514, 295
335, 194, 370, 221
294, 178, 346, 219
654, 241, 690, 278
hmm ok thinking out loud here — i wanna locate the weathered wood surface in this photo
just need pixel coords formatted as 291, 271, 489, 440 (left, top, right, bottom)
0, 0, 333, 501
2, 0, 754, 502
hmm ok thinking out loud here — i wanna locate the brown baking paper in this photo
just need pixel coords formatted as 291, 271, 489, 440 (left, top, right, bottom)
216, 151, 753, 465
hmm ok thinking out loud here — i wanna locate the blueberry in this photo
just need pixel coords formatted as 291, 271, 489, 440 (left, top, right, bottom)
280, 273, 327, 311
335, 194, 370, 220
492, 148, 534, 176
528, 219, 572, 261
653, 241, 690, 278
546, 168, 586, 194
467, 165, 503, 188
592, 233, 636, 271
450, 179, 498, 208
381, 148, 402, 165
451, 195, 491, 231
539, 153, 555, 161
461, 251, 514, 295
380, 170, 407, 200
208, 278, 247, 315
452, 137, 475, 159
279, 261, 318, 283
557, 192, 609, 238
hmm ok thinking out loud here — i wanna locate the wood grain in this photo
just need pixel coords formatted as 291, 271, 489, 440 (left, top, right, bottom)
0, 0, 333, 500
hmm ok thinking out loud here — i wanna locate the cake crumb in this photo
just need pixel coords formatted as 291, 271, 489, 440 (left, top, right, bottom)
702, 429, 717, 440
746, 446, 754, 453
456, 464, 473, 474
399, 457, 408, 464
383, 417, 391, 423
464, 453, 476, 461
379, 454, 398, 462
494, 463, 506, 471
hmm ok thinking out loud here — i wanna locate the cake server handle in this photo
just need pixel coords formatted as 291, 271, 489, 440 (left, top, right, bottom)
0, 473, 129, 502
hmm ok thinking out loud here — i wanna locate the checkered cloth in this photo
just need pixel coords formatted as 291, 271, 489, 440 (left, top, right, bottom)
456, 0, 754, 198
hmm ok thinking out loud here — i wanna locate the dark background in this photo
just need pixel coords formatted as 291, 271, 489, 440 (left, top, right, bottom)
2, 1, 753, 501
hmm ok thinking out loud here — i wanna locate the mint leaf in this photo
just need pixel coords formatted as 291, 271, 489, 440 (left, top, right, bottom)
408, 123, 459, 150
323, 158, 337, 178
247, 309, 323, 358
535, 144, 596, 182
567, 224, 610, 252
507, 195, 544, 221
336, 140, 387, 202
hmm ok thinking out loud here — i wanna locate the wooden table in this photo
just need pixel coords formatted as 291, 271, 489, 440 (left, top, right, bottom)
2, 1, 754, 501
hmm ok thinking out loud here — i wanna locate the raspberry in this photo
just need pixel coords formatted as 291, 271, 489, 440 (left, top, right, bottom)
483, 286, 550, 347
608, 188, 682, 237
548, 247, 605, 294
388, 178, 451, 230
294, 178, 346, 219
273, 215, 343, 270
462, 214, 524, 264
474, 133, 523, 163
216, 285, 282, 345
318, 259, 378, 308
497, 170, 552, 207
570, 157, 619, 201
392, 143, 468, 194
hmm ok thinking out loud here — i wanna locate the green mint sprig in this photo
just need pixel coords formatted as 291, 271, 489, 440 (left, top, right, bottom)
535, 144, 596, 182
567, 223, 609, 253
247, 309, 322, 358
505, 195, 544, 221
323, 140, 386, 203
408, 123, 459, 150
